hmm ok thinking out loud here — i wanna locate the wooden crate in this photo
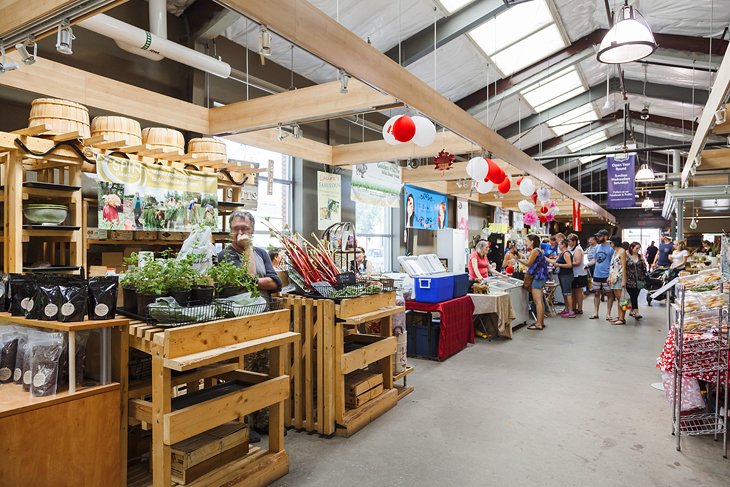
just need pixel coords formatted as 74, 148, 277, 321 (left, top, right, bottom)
345, 370, 383, 397
172, 423, 249, 485
134, 231, 158, 241
159, 231, 187, 241
346, 383, 383, 409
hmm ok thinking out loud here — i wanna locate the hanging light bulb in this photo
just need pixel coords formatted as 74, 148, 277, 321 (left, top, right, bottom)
689, 217, 698, 230
635, 162, 655, 182
641, 196, 654, 209
597, 2, 657, 64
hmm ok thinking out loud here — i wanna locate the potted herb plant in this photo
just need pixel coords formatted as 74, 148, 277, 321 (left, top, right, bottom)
162, 258, 195, 306
120, 253, 140, 311
191, 271, 215, 304
209, 260, 258, 298
134, 259, 167, 317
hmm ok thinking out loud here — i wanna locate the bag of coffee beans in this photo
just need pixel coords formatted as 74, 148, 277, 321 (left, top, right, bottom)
13, 328, 27, 385
29, 330, 65, 397
88, 276, 119, 320
57, 280, 87, 322
0, 328, 18, 383
9, 274, 37, 317
27, 276, 63, 321
0, 273, 9, 312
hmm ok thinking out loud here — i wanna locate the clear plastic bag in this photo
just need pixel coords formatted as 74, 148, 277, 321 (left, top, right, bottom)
177, 226, 216, 274
619, 288, 632, 311
29, 330, 65, 397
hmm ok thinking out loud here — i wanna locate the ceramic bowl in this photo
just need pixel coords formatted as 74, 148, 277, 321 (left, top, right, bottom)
23, 204, 69, 225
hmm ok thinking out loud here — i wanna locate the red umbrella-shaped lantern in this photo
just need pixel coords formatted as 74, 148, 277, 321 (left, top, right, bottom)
531, 191, 538, 204
539, 215, 547, 223
540, 205, 549, 214
486, 159, 505, 184
516, 176, 524, 185
498, 177, 511, 194
392, 116, 416, 142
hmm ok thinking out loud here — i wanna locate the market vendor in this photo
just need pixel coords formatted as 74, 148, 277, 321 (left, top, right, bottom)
350, 246, 374, 278
218, 210, 282, 299
469, 240, 495, 280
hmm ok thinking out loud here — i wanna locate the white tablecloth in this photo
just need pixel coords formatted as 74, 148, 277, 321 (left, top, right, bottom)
469, 292, 516, 339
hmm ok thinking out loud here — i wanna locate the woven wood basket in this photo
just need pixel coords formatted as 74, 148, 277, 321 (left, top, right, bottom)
142, 127, 185, 154
91, 116, 142, 146
29, 98, 90, 137
188, 137, 227, 161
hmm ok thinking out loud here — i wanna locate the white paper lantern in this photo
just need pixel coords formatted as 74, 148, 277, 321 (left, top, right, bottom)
475, 180, 494, 194
518, 200, 534, 213
382, 115, 401, 145
537, 187, 551, 203
519, 177, 535, 196
469, 157, 488, 182
411, 116, 437, 147
549, 205, 560, 215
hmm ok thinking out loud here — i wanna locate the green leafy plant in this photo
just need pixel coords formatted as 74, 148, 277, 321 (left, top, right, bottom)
162, 258, 196, 292
134, 259, 167, 296
120, 252, 140, 289
208, 260, 259, 297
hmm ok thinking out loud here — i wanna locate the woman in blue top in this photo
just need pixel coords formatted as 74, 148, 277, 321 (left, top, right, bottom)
517, 234, 550, 330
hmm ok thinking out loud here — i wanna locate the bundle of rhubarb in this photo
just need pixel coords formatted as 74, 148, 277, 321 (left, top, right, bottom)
265, 221, 342, 287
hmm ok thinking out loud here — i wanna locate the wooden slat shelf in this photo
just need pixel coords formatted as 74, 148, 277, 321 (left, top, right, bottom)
394, 365, 415, 383
339, 305, 405, 325
87, 239, 184, 246
0, 312, 129, 331
0, 383, 120, 418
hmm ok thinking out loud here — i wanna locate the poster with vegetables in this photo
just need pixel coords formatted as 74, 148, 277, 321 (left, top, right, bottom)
317, 171, 341, 230
96, 154, 218, 231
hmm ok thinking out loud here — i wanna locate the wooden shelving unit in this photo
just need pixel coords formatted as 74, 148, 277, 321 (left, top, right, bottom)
125, 309, 298, 486
283, 292, 408, 437
0, 314, 130, 487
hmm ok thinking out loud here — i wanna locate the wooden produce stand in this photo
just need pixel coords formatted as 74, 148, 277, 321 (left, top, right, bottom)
126, 309, 298, 487
0, 313, 130, 487
283, 291, 409, 437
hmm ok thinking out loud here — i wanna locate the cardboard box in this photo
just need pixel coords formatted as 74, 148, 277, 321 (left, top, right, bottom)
159, 231, 187, 241
101, 252, 124, 270
133, 231, 158, 241
86, 228, 108, 240
110, 230, 133, 240
89, 266, 108, 277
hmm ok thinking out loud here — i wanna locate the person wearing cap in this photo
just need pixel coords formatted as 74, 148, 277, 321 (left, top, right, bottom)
588, 229, 615, 320
653, 234, 673, 270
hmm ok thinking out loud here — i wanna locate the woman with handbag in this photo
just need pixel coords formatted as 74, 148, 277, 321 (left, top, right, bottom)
626, 242, 647, 320
517, 234, 550, 330
608, 236, 628, 325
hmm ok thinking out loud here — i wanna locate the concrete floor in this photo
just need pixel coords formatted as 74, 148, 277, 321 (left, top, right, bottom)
272, 296, 730, 486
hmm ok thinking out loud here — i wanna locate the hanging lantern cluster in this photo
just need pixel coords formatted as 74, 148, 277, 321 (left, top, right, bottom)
433, 150, 454, 171
516, 178, 560, 226
466, 157, 511, 194
382, 115, 437, 146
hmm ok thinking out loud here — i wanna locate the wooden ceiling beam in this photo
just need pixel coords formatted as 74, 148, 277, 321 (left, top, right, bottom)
224, 128, 333, 164
209, 79, 397, 135
219, 0, 614, 223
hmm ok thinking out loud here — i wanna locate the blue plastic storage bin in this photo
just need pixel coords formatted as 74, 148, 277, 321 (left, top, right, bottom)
451, 272, 470, 298
413, 274, 454, 303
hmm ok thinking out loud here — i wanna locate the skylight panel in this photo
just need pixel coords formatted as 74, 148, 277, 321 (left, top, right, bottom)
440, 0, 475, 14
579, 154, 603, 164
468, 0, 553, 56
568, 131, 607, 152
521, 68, 584, 112
489, 24, 567, 76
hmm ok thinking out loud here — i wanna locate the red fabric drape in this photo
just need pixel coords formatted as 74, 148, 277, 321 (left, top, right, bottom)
406, 296, 475, 360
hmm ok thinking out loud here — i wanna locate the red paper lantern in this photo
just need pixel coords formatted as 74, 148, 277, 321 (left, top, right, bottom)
498, 177, 511, 194
516, 176, 524, 185
540, 205, 549, 214
505, 266, 514, 274
539, 215, 547, 223
486, 159, 505, 184
391, 116, 416, 142
531, 191, 538, 204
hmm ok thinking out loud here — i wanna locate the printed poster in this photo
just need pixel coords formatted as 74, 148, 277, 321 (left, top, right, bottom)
607, 154, 636, 208
351, 161, 402, 208
96, 154, 218, 230
317, 171, 341, 230
404, 184, 448, 229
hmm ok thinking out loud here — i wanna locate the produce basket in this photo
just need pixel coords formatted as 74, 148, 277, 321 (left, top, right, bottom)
312, 273, 367, 299
217, 297, 284, 318
147, 298, 222, 327
356, 277, 384, 295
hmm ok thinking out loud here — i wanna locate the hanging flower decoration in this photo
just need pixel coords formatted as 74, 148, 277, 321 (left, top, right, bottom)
546, 213, 555, 222
523, 211, 538, 226
531, 191, 538, 204
539, 215, 548, 224
433, 150, 454, 171
518, 199, 534, 213
537, 187, 551, 203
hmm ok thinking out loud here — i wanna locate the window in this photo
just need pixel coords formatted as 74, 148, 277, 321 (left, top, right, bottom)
219, 139, 293, 249
355, 202, 392, 273
520, 68, 585, 112
547, 104, 599, 136
567, 131, 608, 152
439, 0, 475, 14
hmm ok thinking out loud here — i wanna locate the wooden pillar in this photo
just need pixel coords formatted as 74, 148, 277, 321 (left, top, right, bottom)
111, 326, 129, 487
69, 166, 83, 270
151, 342, 171, 487
268, 345, 285, 452
5, 151, 23, 273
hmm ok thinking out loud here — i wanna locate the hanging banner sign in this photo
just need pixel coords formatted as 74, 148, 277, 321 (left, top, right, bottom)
96, 154, 218, 231
317, 171, 342, 230
572, 200, 582, 231
607, 154, 636, 208
456, 199, 469, 245
404, 184, 448, 229
351, 161, 402, 208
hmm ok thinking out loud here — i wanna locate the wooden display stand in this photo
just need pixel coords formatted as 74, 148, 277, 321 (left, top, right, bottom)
283, 292, 408, 437
0, 313, 130, 487
126, 309, 298, 487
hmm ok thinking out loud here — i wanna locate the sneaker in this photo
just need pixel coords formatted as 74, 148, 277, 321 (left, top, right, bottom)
565, 312, 576, 318
559, 309, 570, 316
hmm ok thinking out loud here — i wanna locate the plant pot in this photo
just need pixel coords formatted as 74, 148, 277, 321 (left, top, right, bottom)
191, 286, 214, 304
136, 293, 158, 318
122, 287, 137, 311
217, 286, 245, 298
166, 290, 191, 306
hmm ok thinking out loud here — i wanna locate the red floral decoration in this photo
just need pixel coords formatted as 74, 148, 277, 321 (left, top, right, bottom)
433, 150, 455, 171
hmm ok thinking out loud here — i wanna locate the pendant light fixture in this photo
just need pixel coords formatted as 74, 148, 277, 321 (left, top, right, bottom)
597, 1, 657, 64
635, 163, 655, 181
641, 196, 654, 209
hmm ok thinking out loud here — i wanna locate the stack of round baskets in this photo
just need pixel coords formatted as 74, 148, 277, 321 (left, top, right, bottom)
142, 127, 185, 154
91, 116, 142, 146
28, 98, 91, 138
188, 138, 227, 163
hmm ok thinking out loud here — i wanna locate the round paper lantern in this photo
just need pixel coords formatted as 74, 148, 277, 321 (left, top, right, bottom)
475, 180, 494, 194
467, 157, 487, 180
516, 176, 524, 186
411, 116, 437, 147
518, 200, 534, 213
382, 115, 401, 145
523, 211, 538, 226
531, 191, 538, 204
392, 115, 416, 142
519, 177, 535, 196
537, 187, 551, 203
486, 159, 505, 184
505, 266, 514, 274
498, 177, 511, 194
539, 215, 547, 224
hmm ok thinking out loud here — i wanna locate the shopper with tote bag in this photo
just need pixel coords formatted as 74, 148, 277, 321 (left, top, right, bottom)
625, 242, 647, 320
517, 234, 550, 330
